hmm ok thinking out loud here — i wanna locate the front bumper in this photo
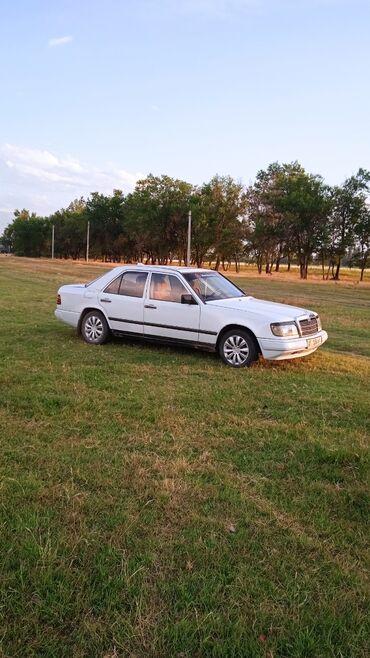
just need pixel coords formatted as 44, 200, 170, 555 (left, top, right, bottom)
259, 330, 328, 361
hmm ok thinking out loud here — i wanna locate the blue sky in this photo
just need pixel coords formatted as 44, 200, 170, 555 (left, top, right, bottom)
1, 0, 369, 232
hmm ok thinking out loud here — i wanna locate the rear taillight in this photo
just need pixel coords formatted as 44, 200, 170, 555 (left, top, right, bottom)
57, 294, 61, 305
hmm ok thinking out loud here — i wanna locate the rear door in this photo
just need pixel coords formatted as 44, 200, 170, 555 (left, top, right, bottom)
99, 271, 148, 334
143, 273, 200, 343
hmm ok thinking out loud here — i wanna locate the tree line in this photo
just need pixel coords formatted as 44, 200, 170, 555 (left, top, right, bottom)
2, 163, 370, 280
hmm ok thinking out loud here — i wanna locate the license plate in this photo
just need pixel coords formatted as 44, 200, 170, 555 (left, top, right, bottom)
307, 336, 322, 349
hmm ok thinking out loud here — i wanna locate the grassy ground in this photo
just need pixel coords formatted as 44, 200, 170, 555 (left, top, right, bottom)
0, 257, 369, 658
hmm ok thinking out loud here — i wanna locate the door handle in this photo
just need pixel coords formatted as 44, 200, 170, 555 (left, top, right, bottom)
144, 304, 157, 309
100, 298, 112, 303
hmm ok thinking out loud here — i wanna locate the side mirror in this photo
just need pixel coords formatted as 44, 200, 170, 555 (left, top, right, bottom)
181, 293, 197, 305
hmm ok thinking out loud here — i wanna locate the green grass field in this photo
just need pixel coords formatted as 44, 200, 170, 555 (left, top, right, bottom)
0, 257, 369, 658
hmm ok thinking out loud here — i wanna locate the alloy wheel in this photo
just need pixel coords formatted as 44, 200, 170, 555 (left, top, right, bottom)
223, 334, 250, 366
84, 315, 104, 341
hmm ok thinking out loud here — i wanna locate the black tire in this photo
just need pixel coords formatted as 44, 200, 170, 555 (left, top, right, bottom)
218, 328, 258, 368
81, 310, 110, 345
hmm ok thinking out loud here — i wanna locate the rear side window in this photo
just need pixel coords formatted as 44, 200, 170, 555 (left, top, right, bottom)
120, 272, 148, 297
104, 272, 148, 297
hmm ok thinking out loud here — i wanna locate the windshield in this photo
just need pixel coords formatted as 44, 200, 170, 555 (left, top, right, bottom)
183, 272, 246, 302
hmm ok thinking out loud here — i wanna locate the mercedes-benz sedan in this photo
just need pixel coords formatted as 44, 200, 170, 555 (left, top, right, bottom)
55, 265, 327, 367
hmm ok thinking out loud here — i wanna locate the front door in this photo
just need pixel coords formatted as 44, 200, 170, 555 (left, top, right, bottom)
99, 271, 148, 334
143, 273, 200, 343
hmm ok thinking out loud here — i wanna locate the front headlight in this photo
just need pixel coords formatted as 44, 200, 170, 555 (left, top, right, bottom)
270, 322, 299, 338
316, 315, 322, 331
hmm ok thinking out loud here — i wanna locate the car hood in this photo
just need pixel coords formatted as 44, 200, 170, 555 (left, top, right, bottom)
206, 296, 315, 321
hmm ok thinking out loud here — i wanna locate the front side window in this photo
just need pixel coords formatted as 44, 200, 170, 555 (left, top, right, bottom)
183, 272, 245, 302
150, 273, 188, 303
104, 271, 148, 297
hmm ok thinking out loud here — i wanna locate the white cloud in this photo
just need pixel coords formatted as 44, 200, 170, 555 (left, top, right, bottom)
1, 144, 143, 193
3, 144, 85, 185
0, 144, 145, 226
48, 35, 73, 47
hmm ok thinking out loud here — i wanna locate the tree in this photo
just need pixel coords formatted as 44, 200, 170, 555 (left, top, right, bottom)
2, 209, 49, 256
198, 175, 248, 271
190, 188, 217, 268
352, 202, 370, 281
330, 169, 370, 279
124, 175, 193, 264
50, 198, 87, 260
247, 162, 330, 278
246, 163, 286, 274
274, 164, 331, 279
85, 190, 126, 261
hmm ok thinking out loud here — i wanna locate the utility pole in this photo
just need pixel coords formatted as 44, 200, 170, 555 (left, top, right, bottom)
186, 209, 192, 266
86, 221, 90, 262
51, 224, 55, 259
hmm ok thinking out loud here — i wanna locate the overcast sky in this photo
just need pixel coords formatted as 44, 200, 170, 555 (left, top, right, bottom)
1, 0, 369, 232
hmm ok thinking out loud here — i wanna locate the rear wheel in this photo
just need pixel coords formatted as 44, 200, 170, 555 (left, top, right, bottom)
81, 311, 110, 345
219, 329, 258, 368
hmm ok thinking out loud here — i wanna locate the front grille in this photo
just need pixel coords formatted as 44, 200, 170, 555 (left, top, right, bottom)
299, 316, 319, 337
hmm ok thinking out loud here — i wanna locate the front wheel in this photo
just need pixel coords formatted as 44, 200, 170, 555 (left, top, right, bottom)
81, 310, 110, 345
218, 329, 258, 368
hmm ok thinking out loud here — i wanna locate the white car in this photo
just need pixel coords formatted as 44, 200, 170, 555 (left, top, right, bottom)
55, 265, 328, 367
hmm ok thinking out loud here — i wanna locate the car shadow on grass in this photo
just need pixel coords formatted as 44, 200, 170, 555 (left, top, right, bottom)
109, 333, 220, 365
108, 334, 318, 371
54, 323, 322, 371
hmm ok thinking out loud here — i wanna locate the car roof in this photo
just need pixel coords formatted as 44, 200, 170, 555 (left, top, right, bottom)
86, 264, 221, 290
117, 264, 213, 275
